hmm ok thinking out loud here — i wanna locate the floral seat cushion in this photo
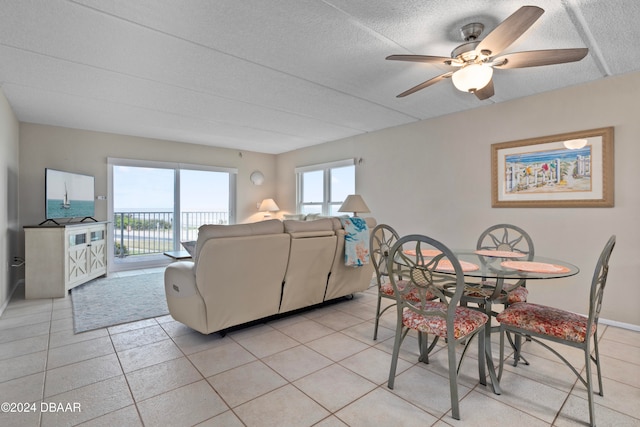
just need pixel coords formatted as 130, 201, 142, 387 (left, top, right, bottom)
380, 281, 434, 303
402, 301, 488, 339
507, 286, 528, 304
464, 281, 528, 304
496, 302, 594, 343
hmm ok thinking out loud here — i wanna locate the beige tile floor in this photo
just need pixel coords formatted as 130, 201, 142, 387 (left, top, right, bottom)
0, 269, 639, 426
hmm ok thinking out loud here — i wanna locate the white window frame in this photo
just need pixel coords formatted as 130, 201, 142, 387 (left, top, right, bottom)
295, 158, 355, 216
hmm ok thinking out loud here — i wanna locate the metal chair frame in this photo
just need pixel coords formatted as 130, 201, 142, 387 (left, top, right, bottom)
498, 235, 616, 427
468, 223, 535, 306
386, 234, 493, 421
465, 224, 535, 364
370, 224, 400, 340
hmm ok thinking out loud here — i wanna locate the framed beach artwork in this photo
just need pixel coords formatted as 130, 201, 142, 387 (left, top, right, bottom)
491, 127, 614, 207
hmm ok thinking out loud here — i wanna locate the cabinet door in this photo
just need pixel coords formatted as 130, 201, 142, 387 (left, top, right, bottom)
88, 226, 107, 274
67, 229, 89, 285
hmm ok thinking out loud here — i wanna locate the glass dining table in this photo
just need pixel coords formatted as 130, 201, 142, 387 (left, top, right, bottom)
448, 250, 580, 394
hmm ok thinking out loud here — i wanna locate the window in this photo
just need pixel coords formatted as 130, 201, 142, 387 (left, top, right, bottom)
295, 159, 355, 215
108, 158, 236, 271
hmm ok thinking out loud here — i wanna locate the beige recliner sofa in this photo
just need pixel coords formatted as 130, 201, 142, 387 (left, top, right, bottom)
164, 217, 376, 334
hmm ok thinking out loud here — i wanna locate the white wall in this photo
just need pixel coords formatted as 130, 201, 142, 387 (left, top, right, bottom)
0, 89, 20, 312
277, 72, 640, 327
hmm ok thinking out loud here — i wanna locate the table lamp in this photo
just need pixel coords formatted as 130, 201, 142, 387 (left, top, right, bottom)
258, 198, 280, 218
338, 194, 370, 217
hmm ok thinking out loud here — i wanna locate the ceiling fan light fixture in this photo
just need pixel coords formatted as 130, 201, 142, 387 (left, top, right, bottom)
451, 63, 493, 93
563, 138, 587, 149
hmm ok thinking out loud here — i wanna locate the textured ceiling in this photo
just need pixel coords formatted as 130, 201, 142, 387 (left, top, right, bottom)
1, 0, 639, 154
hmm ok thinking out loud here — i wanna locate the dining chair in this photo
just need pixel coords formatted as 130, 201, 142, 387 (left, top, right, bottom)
370, 224, 400, 340
496, 235, 616, 427
370, 224, 435, 341
464, 224, 534, 364
386, 234, 491, 421
474, 223, 535, 304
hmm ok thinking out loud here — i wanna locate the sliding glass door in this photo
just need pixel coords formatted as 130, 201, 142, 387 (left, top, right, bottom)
112, 165, 175, 268
108, 159, 236, 271
179, 168, 230, 241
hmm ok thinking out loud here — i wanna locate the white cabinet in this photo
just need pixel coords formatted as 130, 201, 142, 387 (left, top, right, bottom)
24, 222, 108, 299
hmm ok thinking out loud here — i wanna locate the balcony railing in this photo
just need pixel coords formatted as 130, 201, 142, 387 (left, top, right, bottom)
113, 211, 228, 258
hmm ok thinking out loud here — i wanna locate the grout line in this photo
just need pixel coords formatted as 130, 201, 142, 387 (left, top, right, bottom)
1, 283, 639, 426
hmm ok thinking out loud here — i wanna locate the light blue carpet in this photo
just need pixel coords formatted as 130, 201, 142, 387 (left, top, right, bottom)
71, 272, 168, 333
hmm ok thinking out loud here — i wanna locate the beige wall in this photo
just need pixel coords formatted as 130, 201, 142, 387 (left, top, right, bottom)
277, 71, 640, 327
19, 124, 277, 227
18, 125, 277, 269
0, 89, 20, 311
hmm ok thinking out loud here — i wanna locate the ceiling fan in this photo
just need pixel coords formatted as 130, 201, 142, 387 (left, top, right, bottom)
387, 5, 588, 100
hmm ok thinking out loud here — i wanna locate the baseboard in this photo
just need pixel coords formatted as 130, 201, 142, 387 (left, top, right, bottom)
0, 278, 24, 318
600, 317, 640, 332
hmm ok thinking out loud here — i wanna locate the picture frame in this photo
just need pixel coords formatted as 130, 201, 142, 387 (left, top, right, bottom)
491, 127, 614, 208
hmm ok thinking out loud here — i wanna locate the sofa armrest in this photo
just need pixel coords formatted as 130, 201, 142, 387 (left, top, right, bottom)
325, 217, 377, 300
164, 261, 209, 334
165, 261, 197, 297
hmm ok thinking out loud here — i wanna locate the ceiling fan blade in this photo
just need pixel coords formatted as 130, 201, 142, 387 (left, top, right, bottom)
476, 6, 544, 57
396, 72, 453, 97
492, 48, 589, 69
386, 54, 454, 65
474, 79, 494, 100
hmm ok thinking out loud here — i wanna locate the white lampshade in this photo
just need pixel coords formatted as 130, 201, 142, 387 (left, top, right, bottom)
338, 194, 370, 217
563, 139, 587, 149
258, 198, 280, 212
451, 63, 493, 93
